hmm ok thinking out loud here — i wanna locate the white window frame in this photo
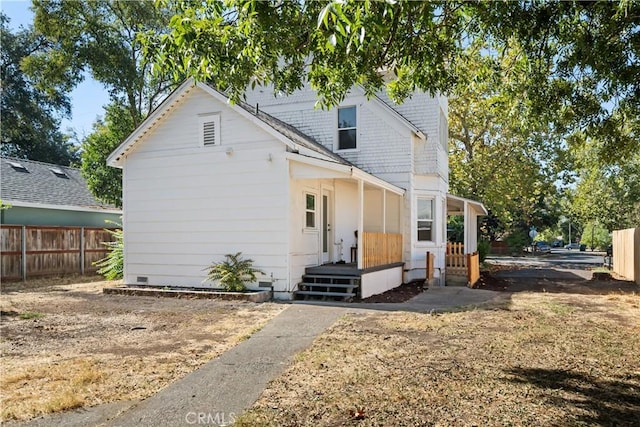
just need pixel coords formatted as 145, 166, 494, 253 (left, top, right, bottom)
336, 105, 357, 151
199, 113, 221, 146
304, 192, 317, 229
416, 197, 435, 243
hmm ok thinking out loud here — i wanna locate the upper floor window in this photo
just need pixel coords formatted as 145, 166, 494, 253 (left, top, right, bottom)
337, 106, 357, 150
417, 198, 434, 241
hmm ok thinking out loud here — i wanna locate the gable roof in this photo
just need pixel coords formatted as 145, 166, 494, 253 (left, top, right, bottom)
234, 97, 353, 167
0, 156, 119, 211
107, 78, 352, 167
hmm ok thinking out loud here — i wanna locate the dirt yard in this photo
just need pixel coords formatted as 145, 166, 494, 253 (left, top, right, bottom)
0, 276, 284, 422
236, 290, 640, 426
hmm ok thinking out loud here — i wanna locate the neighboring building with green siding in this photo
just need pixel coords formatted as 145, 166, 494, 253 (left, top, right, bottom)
1, 157, 121, 227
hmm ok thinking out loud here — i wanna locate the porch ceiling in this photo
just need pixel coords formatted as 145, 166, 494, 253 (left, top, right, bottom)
287, 153, 405, 195
447, 194, 488, 216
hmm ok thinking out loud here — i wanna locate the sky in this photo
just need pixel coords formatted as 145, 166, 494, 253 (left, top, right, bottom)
2, 0, 111, 140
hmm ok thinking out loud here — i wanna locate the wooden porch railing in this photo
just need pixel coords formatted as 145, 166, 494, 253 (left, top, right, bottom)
362, 232, 402, 269
467, 252, 480, 287
445, 242, 481, 287
446, 242, 467, 275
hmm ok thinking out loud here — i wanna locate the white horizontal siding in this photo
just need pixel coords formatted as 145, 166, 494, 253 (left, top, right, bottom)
122, 86, 290, 293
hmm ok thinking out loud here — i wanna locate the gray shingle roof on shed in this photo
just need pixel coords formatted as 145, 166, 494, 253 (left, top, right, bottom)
0, 157, 116, 209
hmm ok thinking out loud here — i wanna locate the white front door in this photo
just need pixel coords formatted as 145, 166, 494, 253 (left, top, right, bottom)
321, 189, 333, 263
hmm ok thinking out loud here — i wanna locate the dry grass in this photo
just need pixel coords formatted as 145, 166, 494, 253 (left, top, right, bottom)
236, 292, 640, 426
0, 277, 284, 422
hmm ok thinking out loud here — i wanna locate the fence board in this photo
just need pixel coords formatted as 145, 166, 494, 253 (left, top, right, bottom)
446, 242, 467, 276
362, 232, 402, 269
0, 226, 117, 281
612, 228, 640, 284
467, 252, 480, 287
425, 252, 435, 281
1, 226, 22, 279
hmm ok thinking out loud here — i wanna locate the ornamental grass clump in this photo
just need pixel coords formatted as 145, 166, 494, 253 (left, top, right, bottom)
95, 221, 123, 280
204, 252, 263, 292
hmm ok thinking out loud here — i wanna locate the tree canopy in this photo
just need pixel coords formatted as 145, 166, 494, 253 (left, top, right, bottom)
29, 0, 177, 127
80, 103, 133, 208
29, 0, 181, 204
448, 40, 565, 238
145, 0, 638, 161
0, 14, 78, 165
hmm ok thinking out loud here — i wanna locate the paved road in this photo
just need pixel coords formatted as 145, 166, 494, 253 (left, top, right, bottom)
487, 249, 605, 271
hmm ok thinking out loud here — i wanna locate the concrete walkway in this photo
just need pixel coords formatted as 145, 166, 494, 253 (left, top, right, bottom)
294, 286, 507, 313
13, 287, 501, 427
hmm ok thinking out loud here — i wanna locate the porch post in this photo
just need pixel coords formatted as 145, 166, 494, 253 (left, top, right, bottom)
463, 200, 469, 253
382, 189, 387, 234
357, 179, 364, 268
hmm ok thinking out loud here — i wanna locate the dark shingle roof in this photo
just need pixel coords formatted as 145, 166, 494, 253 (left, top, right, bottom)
0, 157, 116, 209
205, 84, 353, 167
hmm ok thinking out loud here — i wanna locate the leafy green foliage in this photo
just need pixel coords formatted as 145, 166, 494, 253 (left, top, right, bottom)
581, 223, 612, 251
29, 0, 178, 127
143, 1, 638, 161
446, 216, 464, 243
448, 41, 562, 240
80, 103, 134, 208
95, 222, 123, 280
569, 136, 640, 231
0, 14, 78, 165
204, 252, 264, 292
505, 230, 529, 254
477, 240, 490, 263
29, 1, 180, 204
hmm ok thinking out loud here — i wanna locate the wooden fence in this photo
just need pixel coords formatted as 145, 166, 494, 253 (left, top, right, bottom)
446, 242, 467, 275
467, 252, 481, 287
361, 232, 403, 269
425, 251, 435, 281
445, 242, 481, 287
1, 225, 117, 281
612, 228, 640, 285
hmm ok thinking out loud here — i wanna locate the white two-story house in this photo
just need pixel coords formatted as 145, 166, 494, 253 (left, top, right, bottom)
107, 78, 485, 300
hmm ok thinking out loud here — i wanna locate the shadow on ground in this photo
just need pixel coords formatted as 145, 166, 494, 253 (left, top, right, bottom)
507, 367, 640, 426
478, 269, 639, 295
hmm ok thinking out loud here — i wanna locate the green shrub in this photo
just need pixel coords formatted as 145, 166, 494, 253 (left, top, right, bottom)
95, 221, 123, 280
477, 239, 490, 262
505, 230, 529, 253
204, 252, 264, 292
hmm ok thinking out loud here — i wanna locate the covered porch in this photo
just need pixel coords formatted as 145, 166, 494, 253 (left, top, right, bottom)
288, 153, 405, 299
445, 194, 487, 286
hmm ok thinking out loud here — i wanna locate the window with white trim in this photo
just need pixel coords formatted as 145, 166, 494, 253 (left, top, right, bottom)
199, 113, 221, 146
417, 198, 434, 241
305, 193, 316, 228
337, 106, 357, 150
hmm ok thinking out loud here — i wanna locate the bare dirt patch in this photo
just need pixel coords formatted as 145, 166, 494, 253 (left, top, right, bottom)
235, 292, 640, 426
356, 281, 424, 303
476, 271, 640, 295
0, 277, 284, 422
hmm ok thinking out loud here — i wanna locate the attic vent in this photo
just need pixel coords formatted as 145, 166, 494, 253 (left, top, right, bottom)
49, 167, 68, 178
203, 121, 217, 145
199, 113, 221, 146
8, 161, 28, 172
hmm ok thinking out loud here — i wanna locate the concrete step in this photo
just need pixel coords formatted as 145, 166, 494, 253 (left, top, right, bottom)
295, 290, 356, 297
299, 282, 357, 289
